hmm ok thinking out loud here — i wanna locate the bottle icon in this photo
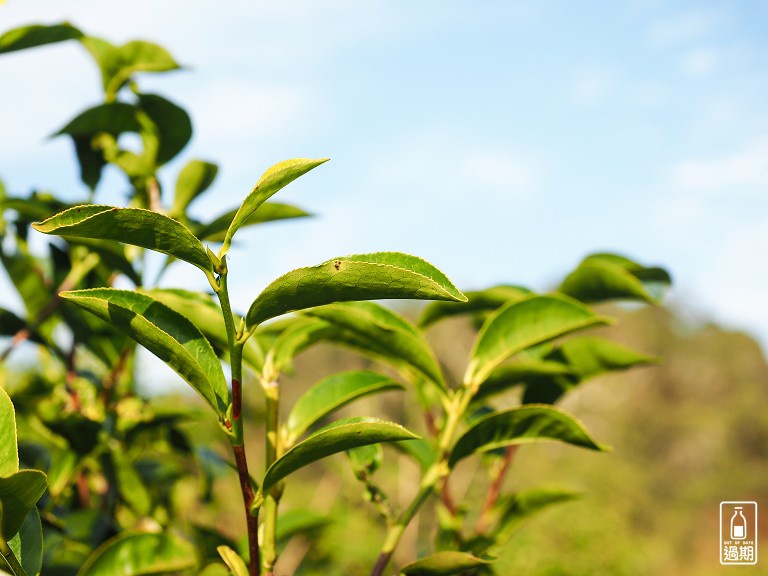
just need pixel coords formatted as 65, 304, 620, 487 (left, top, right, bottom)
731, 507, 747, 540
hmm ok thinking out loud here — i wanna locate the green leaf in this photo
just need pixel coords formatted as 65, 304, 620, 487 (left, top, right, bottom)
63, 237, 141, 285
32, 205, 214, 277
391, 438, 435, 471
346, 444, 383, 476
559, 253, 671, 304
275, 508, 331, 543
59, 289, 228, 416
264, 317, 336, 379
220, 158, 329, 256
8, 506, 43, 576
262, 417, 418, 493
76, 532, 197, 576
495, 487, 580, 535
216, 545, 248, 576
549, 336, 659, 379
138, 93, 191, 166
0, 471, 48, 542
98, 41, 180, 100
0, 386, 19, 477
143, 288, 264, 370
54, 103, 140, 189
0, 309, 25, 338
196, 202, 311, 243
285, 371, 404, 444
246, 252, 466, 329
112, 453, 151, 517
305, 301, 447, 391
464, 295, 610, 389
170, 160, 218, 217
449, 405, 607, 468
400, 551, 493, 575
419, 285, 532, 328
475, 360, 575, 402
0, 23, 83, 54
0, 251, 51, 321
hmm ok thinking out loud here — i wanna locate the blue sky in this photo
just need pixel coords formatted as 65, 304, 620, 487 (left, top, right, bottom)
1, 1, 767, 361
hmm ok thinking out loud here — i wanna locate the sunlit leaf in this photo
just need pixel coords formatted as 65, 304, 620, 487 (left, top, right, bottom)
549, 336, 659, 379
285, 371, 404, 444
0, 23, 82, 54
170, 160, 218, 217
0, 387, 18, 477
400, 551, 493, 575
475, 360, 575, 402
449, 405, 607, 468
0, 470, 48, 542
247, 252, 466, 329
220, 158, 328, 256
97, 41, 180, 99
305, 301, 446, 391
33, 205, 214, 276
262, 417, 418, 493
60, 288, 228, 416
559, 253, 671, 304
196, 202, 310, 243
264, 317, 335, 379
76, 532, 197, 576
464, 295, 610, 389
7, 506, 43, 576
144, 288, 264, 370
216, 545, 248, 576
419, 285, 531, 328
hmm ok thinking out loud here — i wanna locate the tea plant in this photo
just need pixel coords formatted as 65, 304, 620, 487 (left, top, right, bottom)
0, 22, 670, 576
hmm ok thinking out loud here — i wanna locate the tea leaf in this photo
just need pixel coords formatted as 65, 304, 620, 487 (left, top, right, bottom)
76, 532, 197, 576
60, 289, 228, 416
305, 301, 446, 391
0, 387, 18, 477
419, 285, 531, 328
0, 470, 48, 542
7, 506, 43, 576
262, 417, 418, 493
449, 405, 607, 468
99, 41, 180, 99
550, 336, 659, 379
400, 551, 493, 575
33, 205, 214, 277
246, 252, 466, 329
0, 23, 82, 54
197, 202, 310, 243
286, 371, 404, 444
559, 253, 671, 304
221, 158, 328, 256
216, 546, 249, 576
171, 160, 218, 217
465, 295, 610, 389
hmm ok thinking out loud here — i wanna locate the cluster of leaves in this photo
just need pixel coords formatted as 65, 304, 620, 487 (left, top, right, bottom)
0, 22, 671, 576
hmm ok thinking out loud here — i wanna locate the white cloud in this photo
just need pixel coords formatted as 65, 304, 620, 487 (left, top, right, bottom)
671, 139, 768, 193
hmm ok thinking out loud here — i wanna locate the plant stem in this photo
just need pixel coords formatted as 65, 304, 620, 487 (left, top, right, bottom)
216, 264, 260, 576
262, 380, 281, 576
476, 445, 517, 534
0, 538, 27, 576
370, 390, 472, 576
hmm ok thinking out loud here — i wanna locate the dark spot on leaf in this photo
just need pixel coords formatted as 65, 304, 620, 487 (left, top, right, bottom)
334, 260, 341, 270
